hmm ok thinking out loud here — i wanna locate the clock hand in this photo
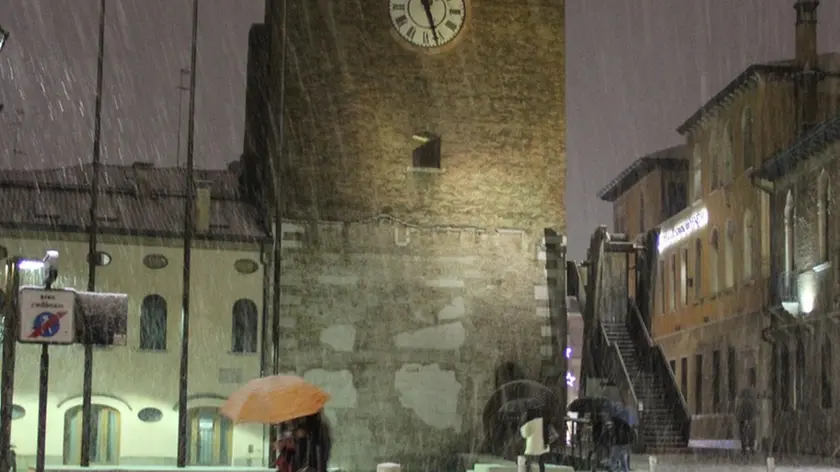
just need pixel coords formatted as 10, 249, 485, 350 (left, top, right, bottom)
420, 0, 439, 43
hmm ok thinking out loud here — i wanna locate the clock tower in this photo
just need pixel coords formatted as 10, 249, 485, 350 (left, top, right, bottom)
244, 0, 565, 469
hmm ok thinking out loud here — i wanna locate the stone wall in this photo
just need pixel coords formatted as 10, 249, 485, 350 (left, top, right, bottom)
277, 217, 554, 471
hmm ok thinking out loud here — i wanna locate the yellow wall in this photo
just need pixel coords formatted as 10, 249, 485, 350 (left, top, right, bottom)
0, 232, 266, 467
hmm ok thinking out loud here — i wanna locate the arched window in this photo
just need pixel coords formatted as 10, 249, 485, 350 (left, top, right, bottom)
742, 107, 754, 169
722, 122, 734, 183
784, 191, 795, 288
692, 146, 703, 201
818, 171, 830, 262
639, 193, 646, 233
231, 299, 258, 353
710, 132, 720, 190
188, 407, 233, 465
710, 229, 720, 294
694, 238, 703, 300
743, 211, 755, 281
64, 405, 120, 464
724, 220, 735, 288
821, 335, 833, 409
794, 339, 806, 410
140, 295, 167, 350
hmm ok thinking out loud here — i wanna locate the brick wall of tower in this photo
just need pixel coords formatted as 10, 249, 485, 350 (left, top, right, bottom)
276, 219, 557, 470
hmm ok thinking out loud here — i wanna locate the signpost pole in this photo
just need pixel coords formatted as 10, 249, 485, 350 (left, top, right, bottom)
35, 344, 48, 472
0, 258, 21, 472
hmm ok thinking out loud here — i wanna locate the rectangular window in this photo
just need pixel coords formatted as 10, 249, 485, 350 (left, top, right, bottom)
712, 350, 721, 412
669, 359, 676, 375
669, 255, 677, 312
728, 347, 737, 404
680, 357, 689, 399
694, 354, 704, 414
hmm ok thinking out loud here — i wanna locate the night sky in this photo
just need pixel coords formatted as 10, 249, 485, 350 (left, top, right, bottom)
2, 1, 840, 257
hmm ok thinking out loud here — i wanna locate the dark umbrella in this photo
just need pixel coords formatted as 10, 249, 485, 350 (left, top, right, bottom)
567, 396, 611, 415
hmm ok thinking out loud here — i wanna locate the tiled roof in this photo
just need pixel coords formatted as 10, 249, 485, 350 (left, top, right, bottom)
597, 145, 688, 202
676, 53, 840, 135
757, 111, 840, 181
0, 163, 269, 242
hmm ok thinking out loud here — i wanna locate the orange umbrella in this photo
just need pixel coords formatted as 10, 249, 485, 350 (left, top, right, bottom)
221, 375, 330, 424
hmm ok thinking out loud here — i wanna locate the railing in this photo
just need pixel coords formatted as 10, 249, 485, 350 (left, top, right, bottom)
627, 301, 691, 444
597, 319, 639, 411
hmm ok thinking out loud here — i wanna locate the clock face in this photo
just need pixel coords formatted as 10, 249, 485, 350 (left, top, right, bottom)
389, 0, 467, 49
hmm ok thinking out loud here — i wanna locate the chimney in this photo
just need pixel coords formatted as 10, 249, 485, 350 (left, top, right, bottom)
194, 180, 212, 233
132, 162, 154, 197
795, 0, 819, 67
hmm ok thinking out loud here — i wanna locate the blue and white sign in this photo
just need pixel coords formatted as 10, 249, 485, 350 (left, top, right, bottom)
18, 288, 76, 344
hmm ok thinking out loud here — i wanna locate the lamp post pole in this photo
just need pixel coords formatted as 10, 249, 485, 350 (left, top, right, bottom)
80, 0, 106, 465
176, 0, 199, 466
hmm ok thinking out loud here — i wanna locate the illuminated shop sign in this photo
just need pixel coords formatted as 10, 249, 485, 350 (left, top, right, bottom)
657, 207, 709, 253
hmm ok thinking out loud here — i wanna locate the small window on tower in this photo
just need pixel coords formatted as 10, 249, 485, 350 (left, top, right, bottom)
410, 132, 442, 170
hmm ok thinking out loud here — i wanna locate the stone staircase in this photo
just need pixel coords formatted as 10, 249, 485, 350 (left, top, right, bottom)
603, 321, 687, 452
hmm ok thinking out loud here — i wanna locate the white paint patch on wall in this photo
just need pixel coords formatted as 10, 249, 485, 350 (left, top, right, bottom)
394, 322, 466, 350
425, 278, 465, 288
320, 324, 357, 351
317, 275, 360, 285
303, 368, 358, 408
394, 363, 462, 431
438, 296, 466, 321
533, 285, 549, 300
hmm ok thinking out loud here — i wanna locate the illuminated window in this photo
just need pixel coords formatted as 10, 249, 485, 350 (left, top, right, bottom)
724, 219, 735, 288
232, 299, 259, 353
188, 407, 233, 465
743, 211, 754, 281
710, 229, 720, 294
694, 238, 703, 300
742, 107, 754, 169
817, 171, 829, 262
140, 294, 167, 350
64, 405, 120, 464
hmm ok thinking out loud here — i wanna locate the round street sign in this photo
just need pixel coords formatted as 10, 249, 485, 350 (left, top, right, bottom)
30, 312, 63, 338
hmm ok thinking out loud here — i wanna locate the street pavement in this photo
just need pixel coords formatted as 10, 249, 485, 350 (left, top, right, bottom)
628, 454, 840, 471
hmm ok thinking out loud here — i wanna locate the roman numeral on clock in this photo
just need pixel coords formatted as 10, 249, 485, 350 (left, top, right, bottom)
395, 15, 408, 27
392, 3, 405, 11
445, 20, 458, 31
406, 26, 417, 40
449, 8, 462, 16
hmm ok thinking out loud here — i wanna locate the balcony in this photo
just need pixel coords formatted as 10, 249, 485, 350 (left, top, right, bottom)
776, 264, 831, 317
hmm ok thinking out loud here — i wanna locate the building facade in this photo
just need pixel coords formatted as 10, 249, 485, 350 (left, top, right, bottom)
0, 164, 270, 468
599, 145, 689, 239
246, 1, 566, 470
755, 112, 840, 454
652, 0, 840, 446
